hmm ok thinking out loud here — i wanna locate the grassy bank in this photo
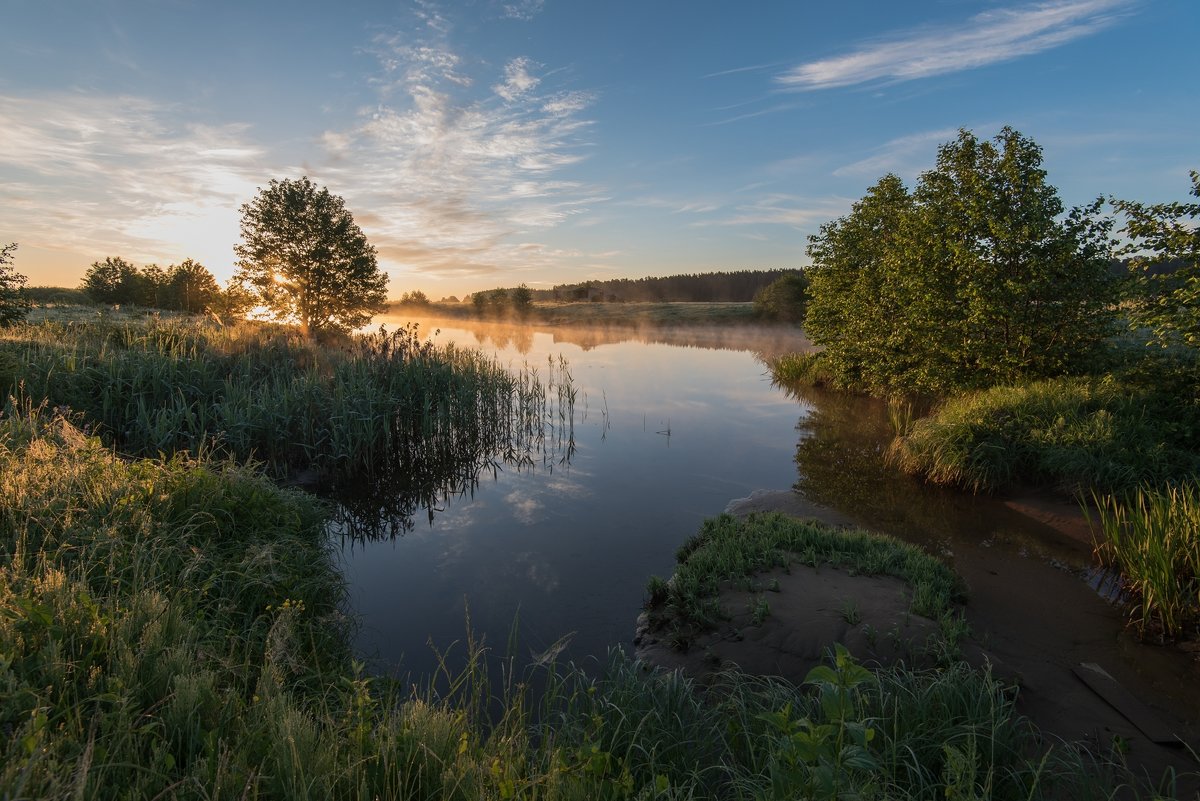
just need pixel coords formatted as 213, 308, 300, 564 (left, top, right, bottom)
892, 375, 1200, 495
0, 312, 574, 533
0, 418, 1167, 799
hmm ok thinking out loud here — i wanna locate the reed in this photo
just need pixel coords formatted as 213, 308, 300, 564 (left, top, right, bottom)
0, 316, 574, 532
1092, 483, 1200, 640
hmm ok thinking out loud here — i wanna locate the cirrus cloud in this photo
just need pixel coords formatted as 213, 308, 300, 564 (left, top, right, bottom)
777, 0, 1133, 90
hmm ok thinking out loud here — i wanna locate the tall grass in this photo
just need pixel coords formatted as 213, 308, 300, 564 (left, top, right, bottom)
0, 316, 574, 534
1093, 483, 1200, 640
892, 376, 1200, 494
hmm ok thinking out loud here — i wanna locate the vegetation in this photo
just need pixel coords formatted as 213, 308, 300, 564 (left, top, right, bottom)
1114, 170, 1200, 349
753, 271, 809, 322
80, 256, 229, 313
469, 284, 534, 317
521, 269, 798, 303
23, 285, 92, 306
0, 242, 31, 327
1093, 482, 1200, 641
234, 176, 388, 336
0, 412, 1166, 799
892, 369, 1200, 495
0, 315, 573, 534
644, 513, 965, 643
396, 289, 432, 306
803, 128, 1119, 395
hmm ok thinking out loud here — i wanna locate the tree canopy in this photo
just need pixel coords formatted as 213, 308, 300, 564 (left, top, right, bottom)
803, 127, 1119, 394
234, 177, 388, 335
1113, 170, 1200, 348
81, 257, 224, 313
0, 243, 31, 327
752, 271, 809, 322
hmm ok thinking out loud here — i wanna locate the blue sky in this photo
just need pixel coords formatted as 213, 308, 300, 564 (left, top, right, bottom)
2, 0, 1196, 299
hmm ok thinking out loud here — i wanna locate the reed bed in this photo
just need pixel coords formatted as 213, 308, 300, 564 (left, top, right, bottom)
1093, 483, 1200, 641
0, 316, 575, 534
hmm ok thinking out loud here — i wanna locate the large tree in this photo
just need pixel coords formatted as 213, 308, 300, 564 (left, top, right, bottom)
804, 128, 1118, 394
0, 243, 31, 327
234, 177, 388, 335
1113, 170, 1200, 348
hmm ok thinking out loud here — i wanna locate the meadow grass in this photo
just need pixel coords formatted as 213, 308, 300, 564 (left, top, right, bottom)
1092, 482, 1200, 641
644, 512, 966, 648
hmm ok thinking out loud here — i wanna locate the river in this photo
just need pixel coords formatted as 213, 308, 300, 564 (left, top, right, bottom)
334, 314, 1199, 755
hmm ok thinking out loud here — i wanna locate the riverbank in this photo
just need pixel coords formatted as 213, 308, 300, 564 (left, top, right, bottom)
636, 497, 1200, 797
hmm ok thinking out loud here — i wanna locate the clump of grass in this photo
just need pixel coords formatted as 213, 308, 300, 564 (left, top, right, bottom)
648, 512, 965, 639
769, 351, 836, 386
893, 376, 1200, 494
1092, 482, 1200, 641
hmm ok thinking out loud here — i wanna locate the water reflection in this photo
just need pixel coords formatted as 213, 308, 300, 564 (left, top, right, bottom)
326, 340, 578, 539
336, 315, 811, 680
785, 380, 1087, 564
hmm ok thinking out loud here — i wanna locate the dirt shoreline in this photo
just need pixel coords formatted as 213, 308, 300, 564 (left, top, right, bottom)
635, 490, 1200, 796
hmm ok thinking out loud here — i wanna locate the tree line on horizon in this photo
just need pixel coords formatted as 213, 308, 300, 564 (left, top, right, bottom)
533, 269, 800, 303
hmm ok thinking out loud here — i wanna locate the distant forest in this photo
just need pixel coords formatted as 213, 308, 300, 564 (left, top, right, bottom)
528, 269, 801, 303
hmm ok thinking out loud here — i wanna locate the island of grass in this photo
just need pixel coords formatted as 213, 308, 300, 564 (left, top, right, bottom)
636, 512, 972, 678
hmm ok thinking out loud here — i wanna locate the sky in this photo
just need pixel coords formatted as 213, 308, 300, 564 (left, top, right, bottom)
2, 0, 1197, 300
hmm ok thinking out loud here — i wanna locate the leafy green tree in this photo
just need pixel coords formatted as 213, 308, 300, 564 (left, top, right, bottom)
135, 263, 168, 307
234, 177, 388, 335
803, 174, 915, 390
397, 290, 431, 306
81, 256, 138, 304
165, 259, 221, 313
1113, 171, 1200, 348
753, 271, 810, 322
511, 283, 533, 315
0, 243, 31, 326
804, 128, 1118, 394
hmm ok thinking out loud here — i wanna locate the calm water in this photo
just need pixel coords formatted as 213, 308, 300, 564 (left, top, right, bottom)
335, 316, 1198, 722
337, 316, 810, 679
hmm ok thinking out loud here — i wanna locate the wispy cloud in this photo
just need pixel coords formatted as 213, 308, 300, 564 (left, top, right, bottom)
832, 127, 961, 179
777, 0, 1133, 90
0, 93, 268, 273
702, 194, 850, 229
501, 0, 545, 21
319, 32, 602, 284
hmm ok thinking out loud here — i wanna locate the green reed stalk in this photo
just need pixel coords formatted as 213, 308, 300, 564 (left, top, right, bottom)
1093, 483, 1200, 640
